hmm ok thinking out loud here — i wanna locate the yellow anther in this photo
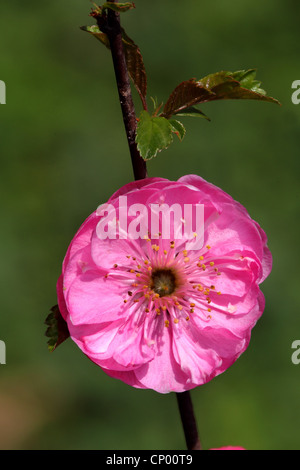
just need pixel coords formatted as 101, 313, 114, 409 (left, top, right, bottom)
190, 303, 195, 308
130, 269, 135, 273
206, 245, 211, 249
144, 259, 149, 265
162, 305, 167, 311
174, 318, 179, 324
165, 320, 170, 327
190, 308, 194, 313
210, 285, 215, 290
184, 257, 190, 263
217, 291, 222, 295
126, 255, 131, 259
210, 261, 215, 267
145, 308, 150, 313
183, 250, 188, 257
136, 273, 141, 278
147, 266, 152, 271
163, 250, 167, 255
186, 316, 190, 321
113, 264, 118, 268
137, 264, 141, 269
178, 305, 183, 311
199, 256, 204, 260
208, 308, 212, 312
124, 299, 127, 303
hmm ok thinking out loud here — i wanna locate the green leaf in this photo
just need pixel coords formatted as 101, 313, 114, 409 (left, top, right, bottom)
45, 305, 70, 352
169, 120, 186, 141
136, 111, 173, 160
102, 2, 135, 13
230, 69, 258, 89
80, 25, 110, 48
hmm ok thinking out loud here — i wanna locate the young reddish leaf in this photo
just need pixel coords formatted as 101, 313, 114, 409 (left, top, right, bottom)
161, 79, 214, 118
136, 111, 173, 160
81, 25, 147, 109
45, 305, 70, 352
162, 70, 280, 119
198, 70, 281, 104
121, 29, 147, 110
102, 2, 135, 13
169, 119, 186, 141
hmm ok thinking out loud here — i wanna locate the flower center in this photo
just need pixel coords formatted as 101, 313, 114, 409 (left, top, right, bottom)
150, 269, 177, 297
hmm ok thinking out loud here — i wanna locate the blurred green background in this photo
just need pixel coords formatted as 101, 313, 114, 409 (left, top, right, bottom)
0, 0, 299, 450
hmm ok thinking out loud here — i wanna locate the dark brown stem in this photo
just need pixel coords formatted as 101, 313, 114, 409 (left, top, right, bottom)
176, 391, 201, 450
96, 5, 147, 180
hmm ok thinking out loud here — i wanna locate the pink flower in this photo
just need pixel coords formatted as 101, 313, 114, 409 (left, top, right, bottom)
57, 175, 272, 393
210, 446, 245, 450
